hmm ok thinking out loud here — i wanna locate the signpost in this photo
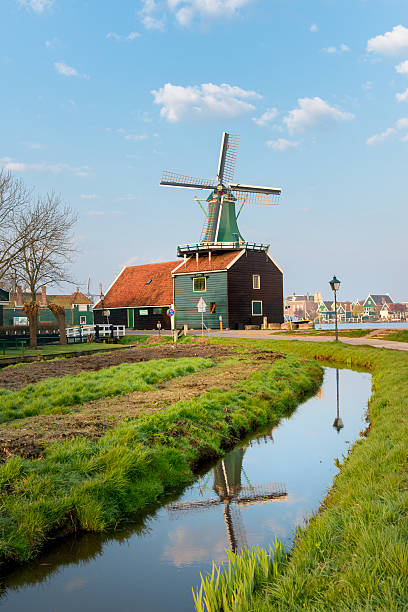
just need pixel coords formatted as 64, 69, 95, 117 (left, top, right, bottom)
197, 297, 207, 336
167, 308, 174, 317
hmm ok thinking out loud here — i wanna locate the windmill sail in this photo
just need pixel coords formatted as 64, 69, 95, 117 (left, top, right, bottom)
160, 132, 282, 247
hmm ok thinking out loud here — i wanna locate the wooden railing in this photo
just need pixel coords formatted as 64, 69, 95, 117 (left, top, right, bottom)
66, 324, 126, 340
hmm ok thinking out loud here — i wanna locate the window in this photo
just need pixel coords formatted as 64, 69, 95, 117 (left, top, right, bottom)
253, 274, 260, 289
80, 316, 87, 324
153, 307, 162, 315
139, 309, 149, 316
252, 300, 263, 316
193, 276, 206, 292
146, 279, 152, 285
78, 304, 88, 312
210, 302, 216, 314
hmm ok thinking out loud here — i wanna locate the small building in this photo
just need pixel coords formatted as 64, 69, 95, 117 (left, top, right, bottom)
285, 292, 321, 320
363, 294, 393, 318
173, 249, 283, 330
3, 286, 93, 326
0, 288, 10, 326
379, 302, 407, 321
93, 261, 178, 329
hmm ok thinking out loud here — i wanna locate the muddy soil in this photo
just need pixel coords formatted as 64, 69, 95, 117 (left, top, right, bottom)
0, 348, 283, 462
0, 343, 234, 391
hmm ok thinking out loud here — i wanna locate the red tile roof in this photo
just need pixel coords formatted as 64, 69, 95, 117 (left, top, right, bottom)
172, 251, 242, 274
95, 261, 179, 308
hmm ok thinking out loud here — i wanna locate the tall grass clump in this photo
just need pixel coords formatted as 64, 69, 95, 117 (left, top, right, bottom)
0, 355, 322, 565
198, 338, 408, 611
0, 357, 213, 423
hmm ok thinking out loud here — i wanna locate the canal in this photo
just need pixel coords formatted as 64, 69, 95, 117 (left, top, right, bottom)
0, 367, 371, 611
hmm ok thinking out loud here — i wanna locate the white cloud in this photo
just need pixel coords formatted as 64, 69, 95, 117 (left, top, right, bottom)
323, 44, 350, 54
267, 138, 299, 151
310, 24, 318, 33
140, 0, 251, 29
396, 117, 408, 129
366, 127, 396, 146
396, 88, 408, 102
17, 0, 53, 13
401, 132, 408, 142
1, 158, 90, 176
152, 82, 260, 122
107, 128, 148, 142
140, 0, 165, 30
80, 194, 100, 199
54, 62, 79, 77
363, 80, 373, 91
283, 97, 354, 134
24, 142, 45, 150
252, 107, 278, 126
106, 31, 140, 42
396, 60, 408, 74
367, 25, 408, 56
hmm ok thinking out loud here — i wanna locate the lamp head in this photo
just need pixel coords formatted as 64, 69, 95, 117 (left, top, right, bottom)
329, 275, 341, 292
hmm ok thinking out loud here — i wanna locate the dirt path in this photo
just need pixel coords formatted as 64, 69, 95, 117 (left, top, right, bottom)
0, 342, 233, 391
0, 349, 281, 461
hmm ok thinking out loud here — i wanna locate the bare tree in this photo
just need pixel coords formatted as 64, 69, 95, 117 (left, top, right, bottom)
48, 303, 67, 345
0, 170, 31, 281
10, 193, 78, 347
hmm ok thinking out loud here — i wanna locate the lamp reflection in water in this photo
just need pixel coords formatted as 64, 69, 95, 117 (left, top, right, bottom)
167, 444, 287, 553
333, 368, 344, 432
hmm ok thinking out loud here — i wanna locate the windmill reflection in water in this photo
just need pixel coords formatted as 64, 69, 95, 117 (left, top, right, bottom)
166, 439, 287, 553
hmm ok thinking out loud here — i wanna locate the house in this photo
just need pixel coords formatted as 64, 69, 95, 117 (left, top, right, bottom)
93, 261, 178, 329
94, 248, 284, 330
0, 287, 10, 326
316, 300, 334, 323
379, 302, 407, 321
363, 294, 393, 318
173, 249, 283, 330
284, 292, 321, 320
3, 286, 93, 326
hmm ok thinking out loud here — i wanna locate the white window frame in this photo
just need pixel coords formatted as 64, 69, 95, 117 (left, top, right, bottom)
79, 315, 87, 324
193, 276, 206, 292
252, 274, 260, 289
251, 300, 263, 316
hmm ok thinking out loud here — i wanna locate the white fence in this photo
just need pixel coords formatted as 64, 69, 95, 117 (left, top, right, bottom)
66, 324, 126, 340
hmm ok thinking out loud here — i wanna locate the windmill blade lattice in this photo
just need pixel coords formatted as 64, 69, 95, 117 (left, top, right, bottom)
217, 133, 240, 185
160, 171, 216, 190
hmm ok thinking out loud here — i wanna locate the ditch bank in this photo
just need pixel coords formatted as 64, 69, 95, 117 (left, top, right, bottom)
0, 353, 322, 568
198, 338, 408, 611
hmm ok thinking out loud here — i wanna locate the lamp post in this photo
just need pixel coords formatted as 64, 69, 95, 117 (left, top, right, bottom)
333, 368, 344, 432
329, 275, 341, 341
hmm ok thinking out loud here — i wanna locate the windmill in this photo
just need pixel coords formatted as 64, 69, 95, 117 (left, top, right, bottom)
166, 444, 287, 553
160, 133, 282, 253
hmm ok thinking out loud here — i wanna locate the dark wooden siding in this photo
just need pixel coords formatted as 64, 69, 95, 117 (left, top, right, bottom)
227, 250, 283, 328
0, 306, 3, 326
94, 307, 171, 330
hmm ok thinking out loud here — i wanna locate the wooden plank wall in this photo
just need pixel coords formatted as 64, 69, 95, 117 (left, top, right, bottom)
174, 271, 228, 329
227, 250, 283, 328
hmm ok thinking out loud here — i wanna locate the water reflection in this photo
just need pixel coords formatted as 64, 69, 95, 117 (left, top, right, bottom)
167, 448, 287, 553
333, 369, 344, 432
0, 368, 372, 612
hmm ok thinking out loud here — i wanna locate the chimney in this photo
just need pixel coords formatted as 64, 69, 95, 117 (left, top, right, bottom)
41, 285, 47, 307
15, 285, 23, 307
196, 252, 199, 268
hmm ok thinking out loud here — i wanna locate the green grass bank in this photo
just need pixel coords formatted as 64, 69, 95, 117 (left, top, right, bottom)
194, 339, 408, 611
0, 357, 213, 424
0, 354, 321, 566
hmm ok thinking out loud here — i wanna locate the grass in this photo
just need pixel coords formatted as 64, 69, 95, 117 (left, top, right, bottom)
0, 342, 126, 360
118, 335, 149, 345
193, 338, 408, 611
274, 328, 373, 338
381, 329, 408, 343
0, 354, 322, 565
0, 357, 213, 424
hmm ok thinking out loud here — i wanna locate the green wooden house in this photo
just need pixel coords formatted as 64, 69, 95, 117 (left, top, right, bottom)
362, 294, 393, 318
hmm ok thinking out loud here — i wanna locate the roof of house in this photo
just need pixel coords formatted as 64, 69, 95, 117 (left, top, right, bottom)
388, 303, 407, 313
172, 251, 243, 275
94, 260, 179, 309
367, 294, 393, 305
8, 290, 92, 308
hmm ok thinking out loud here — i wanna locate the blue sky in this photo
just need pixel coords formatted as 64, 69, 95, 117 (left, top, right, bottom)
1, 0, 407, 300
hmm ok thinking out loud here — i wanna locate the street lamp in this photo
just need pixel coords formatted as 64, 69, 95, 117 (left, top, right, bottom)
333, 368, 344, 432
329, 275, 341, 341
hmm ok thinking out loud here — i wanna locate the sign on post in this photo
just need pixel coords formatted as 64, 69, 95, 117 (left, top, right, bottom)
196, 298, 207, 335
167, 308, 175, 316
